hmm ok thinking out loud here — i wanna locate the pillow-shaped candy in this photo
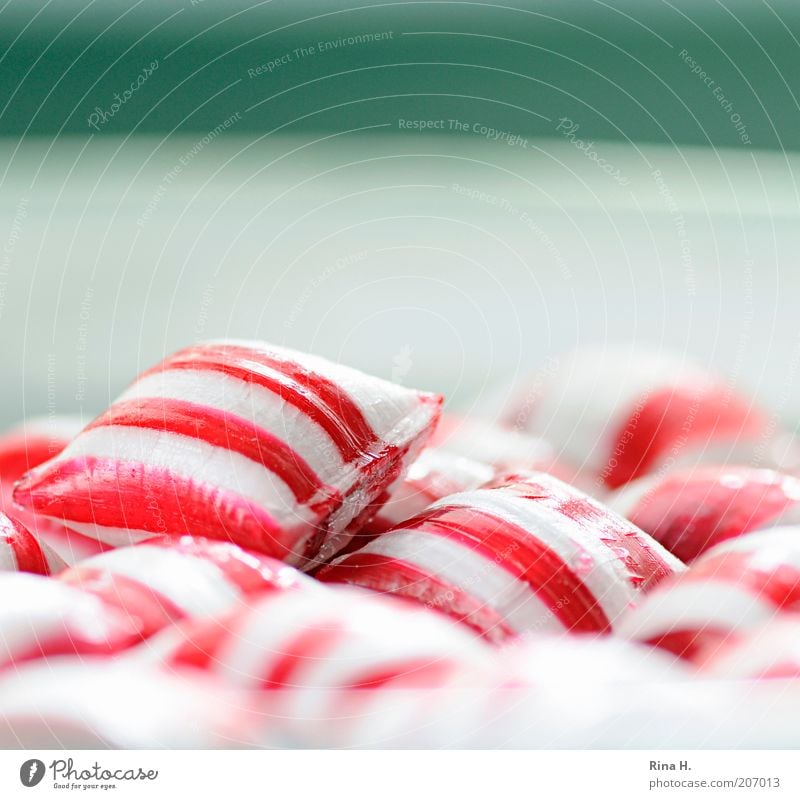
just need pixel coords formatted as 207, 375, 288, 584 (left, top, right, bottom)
14, 341, 442, 567
0, 512, 65, 575
502, 347, 771, 490
610, 466, 800, 562
0, 416, 107, 564
146, 583, 492, 691
59, 536, 317, 645
617, 527, 800, 661
318, 472, 683, 642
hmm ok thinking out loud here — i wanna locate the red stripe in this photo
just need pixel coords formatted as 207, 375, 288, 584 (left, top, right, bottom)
166, 615, 237, 671
344, 658, 457, 690
414, 507, 611, 633
492, 477, 677, 591
642, 627, 733, 663
624, 469, 797, 562
144, 344, 378, 462
688, 550, 800, 610
603, 384, 766, 489
259, 623, 345, 689
0, 514, 50, 575
0, 436, 66, 479
86, 397, 339, 512
61, 567, 188, 641
14, 456, 307, 561
318, 552, 517, 643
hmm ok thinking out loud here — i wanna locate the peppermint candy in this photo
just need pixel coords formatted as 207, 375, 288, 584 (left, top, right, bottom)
618, 526, 800, 661
14, 341, 442, 566
0, 512, 65, 575
610, 466, 800, 561
146, 583, 492, 691
318, 472, 683, 642
502, 348, 770, 490
0, 416, 106, 564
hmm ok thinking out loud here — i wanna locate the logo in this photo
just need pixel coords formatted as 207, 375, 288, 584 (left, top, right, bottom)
20, 759, 45, 787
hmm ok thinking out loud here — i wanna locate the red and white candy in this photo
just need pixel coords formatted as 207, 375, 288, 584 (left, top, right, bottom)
13, 341, 442, 567
58, 536, 317, 646
318, 472, 683, 642
700, 618, 800, 679
0, 512, 65, 575
610, 466, 800, 562
0, 416, 106, 564
146, 583, 493, 691
618, 526, 800, 661
502, 348, 770, 490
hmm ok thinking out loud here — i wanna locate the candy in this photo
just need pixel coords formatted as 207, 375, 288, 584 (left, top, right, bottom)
617, 527, 800, 661
610, 466, 800, 562
318, 472, 683, 642
700, 618, 800, 679
0, 659, 248, 748
0, 573, 139, 665
0, 512, 65, 575
502, 348, 769, 490
59, 536, 317, 645
147, 583, 493, 691
13, 341, 442, 567
0, 416, 107, 564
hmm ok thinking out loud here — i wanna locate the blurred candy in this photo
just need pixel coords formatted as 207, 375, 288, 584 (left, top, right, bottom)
318, 472, 683, 642
502, 348, 770, 490
0, 416, 107, 564
59, 536, 317, 645
618, 527, 800, 661
0, 512, 65, 574
14, 341, 442, 567
0, 659, 248, 748
610, 466, 800, 562
700, 618, 800, 679
146, 583, 493, 691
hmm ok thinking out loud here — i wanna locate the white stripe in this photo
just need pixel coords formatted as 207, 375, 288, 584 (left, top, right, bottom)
211, 339, 438, 446
41, 542, 65, 574
607, 474, 659, 520
704, 620, 800, 678
78, 545, 243, 617
53, 425, 315, 527
428, 487, 648, 625
355, 529, 565, 635
119, 368, 350, 486
60, 521, 157, 548
699, 526, 800, 570
618, 579, 777, 641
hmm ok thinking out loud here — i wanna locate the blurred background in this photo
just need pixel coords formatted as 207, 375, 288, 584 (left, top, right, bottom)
1, 0, 799, 427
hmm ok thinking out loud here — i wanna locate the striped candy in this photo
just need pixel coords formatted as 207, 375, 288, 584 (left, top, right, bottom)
700, 618, 800, 679
618, 526, 800, 661
503, 348, 769, 490
0, 416, 107, 564
347, 448, 495, 550
0, 573, 139, 666
0, 512, 65, 575
146, 583, 493, 692
610, 466, 800, 562
58, 536, 318, 646
0, 659, 249, 748
318, 472, 683, 642
13, 341, 442, 567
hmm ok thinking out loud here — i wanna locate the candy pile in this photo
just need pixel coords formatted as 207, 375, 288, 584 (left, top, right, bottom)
2, 340, 800, 748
